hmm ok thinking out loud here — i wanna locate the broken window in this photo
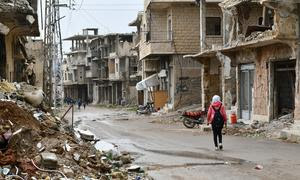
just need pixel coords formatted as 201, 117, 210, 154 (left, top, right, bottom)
206, 17, 221, 36
87, 57, 92, 63
258, 17, 263, 25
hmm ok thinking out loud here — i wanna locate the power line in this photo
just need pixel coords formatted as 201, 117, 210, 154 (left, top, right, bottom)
65, 8, 73, 35
78, 0, 84, 10
76, 9, 141, 11
77, 4, 142, 6
81, 9, 111, 33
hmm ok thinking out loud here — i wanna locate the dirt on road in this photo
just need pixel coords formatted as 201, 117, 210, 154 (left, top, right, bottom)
65, 106, 300, 180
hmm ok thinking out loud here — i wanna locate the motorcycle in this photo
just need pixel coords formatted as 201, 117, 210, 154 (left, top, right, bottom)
137, 102, 156, 115
180, 110, 206, 128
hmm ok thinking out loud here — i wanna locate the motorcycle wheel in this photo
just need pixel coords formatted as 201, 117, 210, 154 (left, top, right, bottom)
183, 118, 196, 128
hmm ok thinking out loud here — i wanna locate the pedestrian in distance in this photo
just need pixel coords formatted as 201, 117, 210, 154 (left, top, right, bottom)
83, 101, 86, 110
207, 95, 227, 151
78, 99, 82, 110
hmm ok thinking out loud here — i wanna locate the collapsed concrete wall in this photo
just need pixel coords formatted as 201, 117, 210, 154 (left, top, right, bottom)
172, 56, 202, 109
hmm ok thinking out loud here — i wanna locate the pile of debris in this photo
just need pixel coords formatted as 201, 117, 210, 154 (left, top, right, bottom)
0, 0, 34, 14
225, 114, 294, 140
0, 81, 150, 179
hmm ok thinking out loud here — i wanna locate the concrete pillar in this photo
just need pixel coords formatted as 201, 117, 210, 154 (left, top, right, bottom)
200, 0, 206, 52
294, 44, 300, 122
294, 4, 300, 122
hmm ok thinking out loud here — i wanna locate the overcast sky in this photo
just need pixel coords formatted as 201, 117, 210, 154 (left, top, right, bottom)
39, 0, 143, 52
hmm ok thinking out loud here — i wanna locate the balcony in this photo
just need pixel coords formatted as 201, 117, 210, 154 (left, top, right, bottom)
139, 31, 175, 60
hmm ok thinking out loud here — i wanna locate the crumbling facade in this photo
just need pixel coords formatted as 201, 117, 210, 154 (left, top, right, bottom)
133, 0, 203, 110
0, 0, 39, 83
63, 28, 99, 103
220, 0, 300, 122
89, 33, 138, 105
63, 31, 138, 105
188, 0, 300, 125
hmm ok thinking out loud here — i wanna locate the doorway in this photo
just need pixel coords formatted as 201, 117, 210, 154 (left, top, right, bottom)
240, 64, 254, 120
0, 35, 6, 79
138, 91, 144, 105
274, 60, 296, 117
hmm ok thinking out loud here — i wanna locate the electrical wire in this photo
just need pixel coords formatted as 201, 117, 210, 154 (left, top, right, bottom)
77, 3, 142, 6
76, 9, 141, 11
78, 0, 84, 10
31, 159, 68, 179
65, 8, 73, 36
81, 9, 111, 33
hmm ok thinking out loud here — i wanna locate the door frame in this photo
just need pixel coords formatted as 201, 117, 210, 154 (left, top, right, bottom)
239, 64, 255, 121
271, 60, 296, 119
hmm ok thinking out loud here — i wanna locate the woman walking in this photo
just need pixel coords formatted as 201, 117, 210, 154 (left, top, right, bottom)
207, 95, 227, 151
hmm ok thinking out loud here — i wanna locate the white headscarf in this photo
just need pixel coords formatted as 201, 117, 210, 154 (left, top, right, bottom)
212, 95, 221, 103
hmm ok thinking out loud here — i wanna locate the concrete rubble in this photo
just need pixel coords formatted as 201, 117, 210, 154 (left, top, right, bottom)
0, 81, 151, 179
0, 0, 34, 14
224, 114, 296, 142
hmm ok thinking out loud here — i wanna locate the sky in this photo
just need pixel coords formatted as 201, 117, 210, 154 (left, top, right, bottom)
38, 0, 144, 53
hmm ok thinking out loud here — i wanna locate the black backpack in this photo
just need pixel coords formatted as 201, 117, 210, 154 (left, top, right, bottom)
212, 104, 224, 128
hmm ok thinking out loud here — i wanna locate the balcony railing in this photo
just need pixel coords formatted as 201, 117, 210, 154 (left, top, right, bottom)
144, 30, 173, 42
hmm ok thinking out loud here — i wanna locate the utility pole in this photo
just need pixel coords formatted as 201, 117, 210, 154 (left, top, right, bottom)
43, 0, 73, 109
43, 0, 54, 107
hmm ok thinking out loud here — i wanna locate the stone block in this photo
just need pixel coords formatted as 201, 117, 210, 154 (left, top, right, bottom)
279, 130, 289, 140
289, 133, 300, 143
63, 167, 74, 177
78, 129, 95, 141
40, 153, 58, 169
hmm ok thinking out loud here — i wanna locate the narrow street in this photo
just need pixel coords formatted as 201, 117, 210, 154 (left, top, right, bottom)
66, 106, 300, 180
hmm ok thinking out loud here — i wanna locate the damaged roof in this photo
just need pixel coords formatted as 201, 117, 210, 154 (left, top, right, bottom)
63, 35, 101, 41
129, 11, 144, 27
219, 0, 260, 9
0, 0, 34, 14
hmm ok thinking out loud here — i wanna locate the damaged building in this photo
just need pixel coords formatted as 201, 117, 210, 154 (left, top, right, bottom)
185, 0, 226, 111
187, 0, 300, 125
89, 33, 138, 105
63, 28, 100, 103
0, 0, 40, 84
63, 30, 138, 105
132, 0, 203, 110
219, 0, 300, 122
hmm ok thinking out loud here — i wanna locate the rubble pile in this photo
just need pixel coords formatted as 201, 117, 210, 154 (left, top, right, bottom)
244, 30, 274, 42
0, 82, 150, 179
0, 0, 34, 14
225, 114, 294, 140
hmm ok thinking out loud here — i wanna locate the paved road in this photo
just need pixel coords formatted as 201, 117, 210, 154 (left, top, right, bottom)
66, 106, 300, 180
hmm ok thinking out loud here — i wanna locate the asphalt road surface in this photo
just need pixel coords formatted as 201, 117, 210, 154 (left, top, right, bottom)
66, 106, 300, 180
